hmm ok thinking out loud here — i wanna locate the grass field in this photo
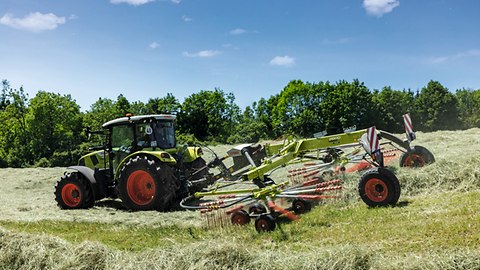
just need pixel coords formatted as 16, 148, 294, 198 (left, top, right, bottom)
1, 129, 479, 269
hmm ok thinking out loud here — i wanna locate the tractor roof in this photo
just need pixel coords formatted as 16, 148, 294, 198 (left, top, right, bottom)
102, 114, 176, 129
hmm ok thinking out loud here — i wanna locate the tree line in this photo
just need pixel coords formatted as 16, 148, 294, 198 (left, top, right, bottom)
1, 78, 479, 168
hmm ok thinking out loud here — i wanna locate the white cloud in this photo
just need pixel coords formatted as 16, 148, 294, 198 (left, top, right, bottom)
149, 42, 159, 49
269, 56, 295, 67
0, 12, 66, 32
171, 0, 181, 3
182, 50, 221, 58
228, 28, 259, 35
110, 0, 154, 6
363, 0, 400, 17
229, 28, 247, 35
182, 15, 192, 22
430, 49, 480, 64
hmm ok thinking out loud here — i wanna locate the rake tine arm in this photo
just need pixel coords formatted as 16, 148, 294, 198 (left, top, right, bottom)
265, 197, 299, 221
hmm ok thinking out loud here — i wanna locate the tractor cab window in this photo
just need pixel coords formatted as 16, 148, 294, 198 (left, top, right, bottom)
135, 124, 154, 148
153, 121, 175, 149
111, 125, 134, 152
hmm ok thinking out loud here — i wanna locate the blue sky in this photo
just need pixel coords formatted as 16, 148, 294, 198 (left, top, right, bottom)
0, 0, 479, 111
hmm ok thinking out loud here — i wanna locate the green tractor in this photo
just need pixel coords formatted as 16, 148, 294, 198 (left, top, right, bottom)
54, 114, 211, 211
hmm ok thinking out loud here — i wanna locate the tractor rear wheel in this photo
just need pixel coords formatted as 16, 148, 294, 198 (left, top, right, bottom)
118, 155, 177, 211
400, 145, 435, 167
55, 173, 94, 209
358, 167, 400, 207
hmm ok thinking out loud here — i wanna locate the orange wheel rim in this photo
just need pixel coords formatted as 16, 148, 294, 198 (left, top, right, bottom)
365, 178, 388, 202
127, 170, 156, 206
62, 183, 82, 207
257, 219, 269, 230
404, 154, 426, 167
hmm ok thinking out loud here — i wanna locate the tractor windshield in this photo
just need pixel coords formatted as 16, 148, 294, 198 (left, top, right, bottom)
135, 121, 175, 149
153, 121, 175, 149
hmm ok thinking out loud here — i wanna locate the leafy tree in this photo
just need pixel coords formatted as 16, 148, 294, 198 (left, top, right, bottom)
178, 89, 240, 142
83, 98, 117, 131
322, 80, 375, 134
130, 100, 147, 115
114, 94, 131, 117
372, 87, 415, 132
272, 80, 328, 137
228, 105, 269, 143
27, 91, 84, 166
145, 93, 181, 114
0, 87, 31, 167
256, 98, 275, 134
415, 81, 460, 131
456, 89, 480, 128
1, 80, 10, 110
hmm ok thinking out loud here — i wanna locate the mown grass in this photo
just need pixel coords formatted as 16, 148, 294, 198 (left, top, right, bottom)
1, 190, 479, 254
0, 128, 480, 269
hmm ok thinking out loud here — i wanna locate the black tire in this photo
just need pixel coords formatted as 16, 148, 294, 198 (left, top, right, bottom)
231, 210, 251, 225
291, 199, 312, 214
55, 172, 94, 209
358, 167, 401, 207
118, 155, 177, 211
399, 145, 435, 168
248, 203, 267, 215
255, 214, 276, 233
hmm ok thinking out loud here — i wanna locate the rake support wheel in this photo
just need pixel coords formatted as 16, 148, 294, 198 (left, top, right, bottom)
55, 172, 94, 209
400, 145, 435, 167
248, 203, 267, 215
291, 199, 312, 214
255, 214, 276, 232
358, 167, 400, 207
231, 210, 251, 225
118, 155, 177, 211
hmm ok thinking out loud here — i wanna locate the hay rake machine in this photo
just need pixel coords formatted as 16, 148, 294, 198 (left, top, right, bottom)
181, 113, 435, 232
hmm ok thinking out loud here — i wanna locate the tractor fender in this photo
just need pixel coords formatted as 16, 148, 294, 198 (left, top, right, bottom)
182, 146, 203, 163
378, 130, 411, 151
67, 166, 103, 200
114, 151, 177, 180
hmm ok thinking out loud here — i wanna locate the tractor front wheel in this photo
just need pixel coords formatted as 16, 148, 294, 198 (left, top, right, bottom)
399, 145, 435, 167
358, 167, 400, 207
55, 173, 94, 209
118, 155, 177, 211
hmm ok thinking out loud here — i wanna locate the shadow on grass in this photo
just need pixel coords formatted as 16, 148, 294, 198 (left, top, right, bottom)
394, 200, 411, 208
366, 200, 411, 209
94, 198, 190, 212
95, 199, 127, 210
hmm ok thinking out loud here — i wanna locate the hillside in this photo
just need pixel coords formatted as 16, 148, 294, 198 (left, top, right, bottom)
0, 129, 479, 270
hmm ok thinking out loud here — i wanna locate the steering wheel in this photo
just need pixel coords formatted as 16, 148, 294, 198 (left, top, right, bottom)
119, 145, 131, 153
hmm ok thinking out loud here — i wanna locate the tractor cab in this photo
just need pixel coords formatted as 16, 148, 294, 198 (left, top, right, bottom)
103, 114, 177, 170
78, 114, 180, 177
